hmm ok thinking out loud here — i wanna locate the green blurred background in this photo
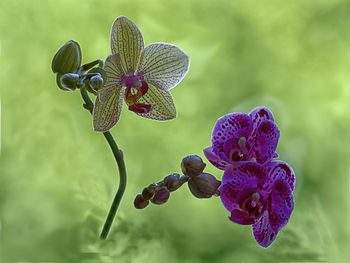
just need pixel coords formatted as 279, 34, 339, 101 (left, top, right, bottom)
1, 0, 350, 262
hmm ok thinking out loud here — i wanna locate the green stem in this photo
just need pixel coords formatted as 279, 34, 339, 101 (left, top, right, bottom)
79, 88, 127, 240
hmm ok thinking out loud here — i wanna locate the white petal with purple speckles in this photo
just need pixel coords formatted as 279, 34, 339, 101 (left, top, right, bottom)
99, 54, 124, 103
93, 87, 125, 132
133, 83, 176, 120
138, 43, 189, 91
110, 16, 144, 73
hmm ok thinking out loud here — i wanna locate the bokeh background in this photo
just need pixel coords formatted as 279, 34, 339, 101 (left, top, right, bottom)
1, 0, 350, 262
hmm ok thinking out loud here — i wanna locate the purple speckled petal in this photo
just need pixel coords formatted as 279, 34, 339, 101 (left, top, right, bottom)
248, 107, 275, 144
253, 120, 280, 164
203, 147, 230, 170
132, 83, 176, 120
138, 43, 190, 91
229, 209, 255, 225
220, 163, 265, 212
252, 210, 277, 248
110, 16, 144, 73
212, 113, 253, 161
268, 179, 294, 231
262, 161, 295, 196
272, 152, 279, 159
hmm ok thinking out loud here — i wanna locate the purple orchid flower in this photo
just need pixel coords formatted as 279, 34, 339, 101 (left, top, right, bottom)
220, 161, 295, 247
203, 107, 280, 170
93, 16, 190, 132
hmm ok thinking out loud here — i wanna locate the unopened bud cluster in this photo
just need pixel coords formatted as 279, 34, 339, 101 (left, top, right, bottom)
134, 173, 189, 209
135, 155, 222, 210
52, 40, 106, 93
181, 155, 221, 198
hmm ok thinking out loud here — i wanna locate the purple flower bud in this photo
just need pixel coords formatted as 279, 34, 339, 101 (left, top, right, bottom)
142, 187, 155, 200
188, 173, 221, 198
181, 155, 206, 177
164, 173, 182, 191
134, 194, 149, 209
151, 188, 170, 205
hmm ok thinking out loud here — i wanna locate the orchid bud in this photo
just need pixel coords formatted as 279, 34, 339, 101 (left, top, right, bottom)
52, 40, 82, 74
151, 188, 170, 205
142, 187, 155, 200
60, 73, 80, 91
88, 67, 107, 81
134, 194, 149, 209
188, 173, 221, 198
89, 74, 104, 91
164, 173, 182, 191
85, 67, 106, 94
181, 155, 206, 177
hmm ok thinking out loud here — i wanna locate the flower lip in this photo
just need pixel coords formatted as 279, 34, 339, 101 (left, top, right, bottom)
237, 188, 266, 220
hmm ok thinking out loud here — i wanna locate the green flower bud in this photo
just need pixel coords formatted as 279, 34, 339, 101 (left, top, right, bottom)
164, 173, 182, 191
85, 67, 107, 94
88, 67, 107, 81
188, 173, 221, 198
60, 73, 80, 91
89, 74, 104, 91
181, 155, 206, 177
52, 40, 82, 74
134, 194, 149, 209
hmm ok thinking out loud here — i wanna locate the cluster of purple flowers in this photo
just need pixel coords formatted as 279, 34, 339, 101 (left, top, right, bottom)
204, 107, 295, 247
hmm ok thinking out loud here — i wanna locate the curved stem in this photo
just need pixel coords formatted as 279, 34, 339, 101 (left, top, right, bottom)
79, 88, 127, 240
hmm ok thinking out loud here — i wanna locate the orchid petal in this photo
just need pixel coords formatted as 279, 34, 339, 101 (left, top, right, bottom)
138, 43, 189, 91
220, 163, 264, 212
252, 210, 277, 248
132, 83, 176, 120
93, 87, 124, 132
212, 113, 253, 161
253, 120, 280, 164
203, 146, 230, 170
99, 54, 124, 103
229, 209, 255, 225
248, 107, 275, 144
110, 16, 144, 73
268, 179, 294, 231
262, 161, 295, 196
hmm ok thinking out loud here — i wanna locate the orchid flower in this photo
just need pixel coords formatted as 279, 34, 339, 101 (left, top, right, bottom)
93, 16, 190, 132
220, 161, 295, 247
203, 107, 280, 170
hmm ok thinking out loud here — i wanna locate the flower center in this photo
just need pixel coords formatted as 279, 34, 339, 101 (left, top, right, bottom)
121, 73, 151, 114
227, 137, 251, 162
242, 192, 264, 219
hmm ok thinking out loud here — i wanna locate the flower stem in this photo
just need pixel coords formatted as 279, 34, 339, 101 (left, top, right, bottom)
79, 87, 127, 240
